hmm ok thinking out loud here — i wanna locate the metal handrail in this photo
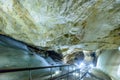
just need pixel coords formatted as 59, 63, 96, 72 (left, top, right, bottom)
50, 68, 80, 80
0, 65, 70, 73
0, 64, 92, 80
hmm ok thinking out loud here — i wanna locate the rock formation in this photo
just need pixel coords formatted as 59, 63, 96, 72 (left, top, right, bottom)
0, 0, 120, 80
0, 0, 119, 51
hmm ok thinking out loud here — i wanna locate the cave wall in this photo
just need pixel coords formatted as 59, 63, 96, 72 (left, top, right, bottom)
96, 49, 120, 80
0, 0, 120, 50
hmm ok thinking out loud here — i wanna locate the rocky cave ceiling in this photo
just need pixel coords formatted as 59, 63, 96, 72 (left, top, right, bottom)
0, 0, 120, 52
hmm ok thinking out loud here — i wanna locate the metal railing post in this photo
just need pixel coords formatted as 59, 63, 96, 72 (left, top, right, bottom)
50, 67, 53, 79
29, 70, 32, 80
79, 69, 81, 79
75, 66, 77, 80
67, 65, 69, 80
61, 66, 63, 79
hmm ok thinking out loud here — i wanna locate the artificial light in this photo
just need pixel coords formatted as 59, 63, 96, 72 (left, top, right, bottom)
118, 47, 120, 51
89, 64, 94, 68
73, 72, 79, 77
79, 62, 86, 68
55, 70, 61, 75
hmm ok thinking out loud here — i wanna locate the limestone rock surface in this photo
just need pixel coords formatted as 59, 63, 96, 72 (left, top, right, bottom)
0, 0, 120, 51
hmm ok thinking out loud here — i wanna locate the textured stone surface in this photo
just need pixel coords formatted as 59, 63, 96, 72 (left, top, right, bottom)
0, 1, 120, 80
97, 49, 120, 80
0, 0, 120, 51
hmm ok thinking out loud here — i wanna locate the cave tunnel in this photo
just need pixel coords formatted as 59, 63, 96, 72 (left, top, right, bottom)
0, 0, 120, 80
